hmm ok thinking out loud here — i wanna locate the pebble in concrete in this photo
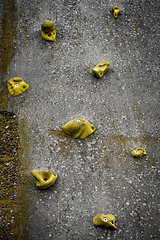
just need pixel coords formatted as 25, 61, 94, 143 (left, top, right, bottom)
7, 77, 29, 96
41, 20, 56, 41
61, 118, 96, 139
131, 148, 147, 157
92, 60, 110, 78
93, 213, 116, 229
31, 170, 58, 189
112, 6, 120, 18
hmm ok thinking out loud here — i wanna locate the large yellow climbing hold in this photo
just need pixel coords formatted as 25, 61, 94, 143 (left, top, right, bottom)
7, 77, 29, 96
92, 60, 109, 78
93, 213, 116, 229
41, 20, 56, 41
131, 148, 147, 157
61, 118, 96, 139
112, 6, 120, 18
31, 170, 58, 189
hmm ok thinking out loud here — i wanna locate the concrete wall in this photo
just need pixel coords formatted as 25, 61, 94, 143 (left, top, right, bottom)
1, 0, 160, 239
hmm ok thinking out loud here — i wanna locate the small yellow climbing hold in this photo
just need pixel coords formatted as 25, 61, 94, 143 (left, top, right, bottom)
7, 77, 29, 96
61, 118, 96, 139
31, 170, 58, 189
41, 20, 56, 41
131, 148, 147, 158
112, 6, 120, 18
92, 60, 109, 79
93, 213, 116, 229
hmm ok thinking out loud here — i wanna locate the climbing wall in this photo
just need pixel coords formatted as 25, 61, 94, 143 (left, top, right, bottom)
0, 0, 159, 239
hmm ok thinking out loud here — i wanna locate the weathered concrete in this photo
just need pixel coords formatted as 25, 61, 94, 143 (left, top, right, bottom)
1, 0, 160, 239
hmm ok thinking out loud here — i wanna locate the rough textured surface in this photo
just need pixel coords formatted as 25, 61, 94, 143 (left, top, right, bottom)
0, 111, 32, 240
0, 0, 160, 239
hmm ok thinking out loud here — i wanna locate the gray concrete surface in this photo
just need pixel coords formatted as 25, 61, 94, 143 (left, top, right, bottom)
1, 0, 160, 239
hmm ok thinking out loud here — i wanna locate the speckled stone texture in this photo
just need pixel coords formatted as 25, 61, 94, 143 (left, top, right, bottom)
2, 0, 160, 239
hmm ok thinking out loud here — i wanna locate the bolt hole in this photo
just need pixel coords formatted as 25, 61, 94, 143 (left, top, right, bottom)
48, 34, 51, 37
103, 218, 108, 222
91, 126, 95, 130
44, 178, 48, 182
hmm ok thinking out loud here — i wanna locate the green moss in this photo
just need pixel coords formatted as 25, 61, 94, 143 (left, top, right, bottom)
75, 27, 78, 35
110, 30, 113, 36
0, 112, 32, 239
0, 0, 17, 110
135, 26, 140, 39
1, 155, 13, 162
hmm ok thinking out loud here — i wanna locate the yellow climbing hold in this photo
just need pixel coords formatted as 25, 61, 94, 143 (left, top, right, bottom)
93, 213, 116, 229
31, 170, 58, 189
7, 77, 29, 96
92, 60, 109, 78
41, 20, 56, 41
131, 148, 147, 157
61, 118, 96, 139
112, 6, 120, 18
